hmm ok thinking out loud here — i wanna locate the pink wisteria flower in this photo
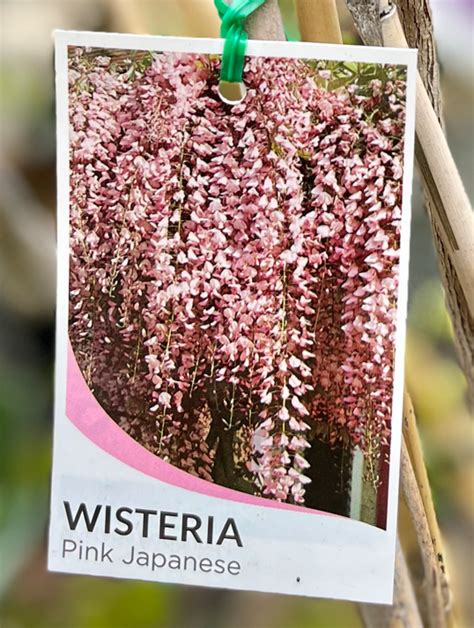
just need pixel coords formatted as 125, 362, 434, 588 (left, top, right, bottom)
68, 48, 406, 507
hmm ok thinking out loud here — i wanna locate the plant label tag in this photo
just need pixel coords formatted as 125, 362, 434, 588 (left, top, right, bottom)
50, 30, 417, 603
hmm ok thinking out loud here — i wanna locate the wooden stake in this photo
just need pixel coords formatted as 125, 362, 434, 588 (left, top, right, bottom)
403, 392, 457, 627
360, 541, 423, 628
295, 0, 343, 43
401, 439, 447, 627
403, 393, 450, 592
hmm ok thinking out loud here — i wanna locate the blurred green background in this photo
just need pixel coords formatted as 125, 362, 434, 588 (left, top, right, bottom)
0, 1, 472, 626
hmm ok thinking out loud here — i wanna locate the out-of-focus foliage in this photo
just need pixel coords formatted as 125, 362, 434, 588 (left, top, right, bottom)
0, 322, 52, 594
1, 1, 472, 627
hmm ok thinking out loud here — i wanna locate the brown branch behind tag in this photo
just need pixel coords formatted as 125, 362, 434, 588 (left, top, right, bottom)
345, 0, 383, 46
347, 1, 474, 407
381, 1, 474, 407
396, 0, 443, 123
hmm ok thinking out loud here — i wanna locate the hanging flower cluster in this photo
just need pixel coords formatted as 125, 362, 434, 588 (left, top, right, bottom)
68, 47, 407, 507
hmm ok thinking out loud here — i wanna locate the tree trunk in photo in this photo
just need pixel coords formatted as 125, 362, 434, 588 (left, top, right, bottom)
376, 442, 390, 529
304, 437, 351, 516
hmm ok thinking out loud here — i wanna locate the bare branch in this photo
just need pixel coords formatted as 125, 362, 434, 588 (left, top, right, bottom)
396, 0, 443, 122
345, 0, 383, 45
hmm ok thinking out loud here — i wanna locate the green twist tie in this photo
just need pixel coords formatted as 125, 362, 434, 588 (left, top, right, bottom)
214, 0, 266, 84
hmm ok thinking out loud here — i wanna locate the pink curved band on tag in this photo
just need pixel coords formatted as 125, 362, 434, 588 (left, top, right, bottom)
66, 341, 333, 517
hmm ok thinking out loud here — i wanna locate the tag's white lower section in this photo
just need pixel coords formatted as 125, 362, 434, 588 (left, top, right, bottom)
49, 416, 395, 603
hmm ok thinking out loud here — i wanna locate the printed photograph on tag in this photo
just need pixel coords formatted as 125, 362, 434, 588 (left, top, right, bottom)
50, 31, 417, 604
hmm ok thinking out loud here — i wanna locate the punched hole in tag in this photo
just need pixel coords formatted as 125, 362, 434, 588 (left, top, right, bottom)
218, 80, 247, 105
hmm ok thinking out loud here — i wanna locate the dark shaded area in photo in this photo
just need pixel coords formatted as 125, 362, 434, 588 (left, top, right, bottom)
304, 438, 351, 517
